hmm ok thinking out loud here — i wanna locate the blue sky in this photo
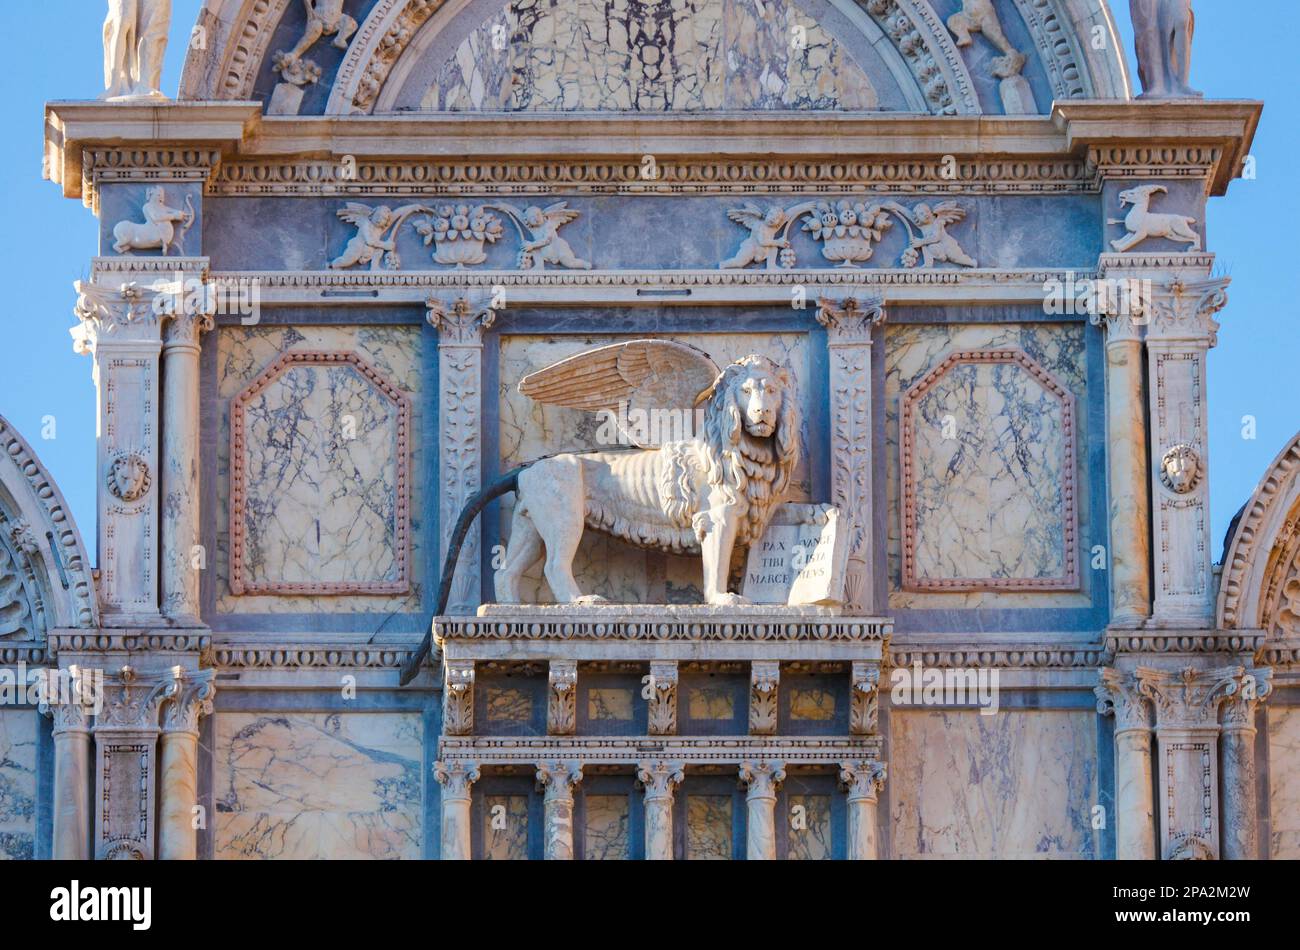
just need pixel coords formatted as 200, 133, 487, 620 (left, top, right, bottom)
0, 1, 1294, 565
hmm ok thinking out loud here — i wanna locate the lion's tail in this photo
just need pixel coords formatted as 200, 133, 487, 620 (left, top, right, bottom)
398, 465, 523, 686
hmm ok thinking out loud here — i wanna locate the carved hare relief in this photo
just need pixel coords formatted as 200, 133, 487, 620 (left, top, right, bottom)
493, 340, 812, 606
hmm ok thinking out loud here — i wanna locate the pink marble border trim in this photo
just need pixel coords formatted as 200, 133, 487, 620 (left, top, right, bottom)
900, 348, 1078, 592
229, 350, 412, 596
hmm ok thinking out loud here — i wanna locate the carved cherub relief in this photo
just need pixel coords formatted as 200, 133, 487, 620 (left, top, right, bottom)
721, 205, 791, 270
330, 203, 424, 271
511, 203, 591, 271
903, 202, 978, 268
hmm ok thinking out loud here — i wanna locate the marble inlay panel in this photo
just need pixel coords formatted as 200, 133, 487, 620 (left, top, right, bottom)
214, 713, 422, 860
889, 709, 1099, 859
0, 711, 36, 861
787, 793, 832, 860
584, 795, 630, 860
498, 331, 812, 603
885, 323, 1091, 608
788, 686, 836, 721
588, 688, 635, 721
901, 350, 1076, 591
686, 795, 733, 860
216, 326, 425, 614
484, 795, 530, 860
230, 352, 410, 595
1269, 705, 1300, 859
687, 686, 735, 720
484, 686, 534, 723
419, 0, 876, 112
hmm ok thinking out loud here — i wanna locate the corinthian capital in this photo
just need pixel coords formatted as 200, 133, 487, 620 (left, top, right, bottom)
1220, 667, 1273, 730
1145, 277, 1230, 345
72, 280, 166, 353
434, 760, 481, 799
535, 760, 584, 801
1137, 665, 1244, 730
839, 760, 887, 801
637, 760, 685, 802
738, 760, 786, 799
161, 669, 216, 735
427, 297, 496, 345
816, 294, 885, 344
1095, 668, 1153, 733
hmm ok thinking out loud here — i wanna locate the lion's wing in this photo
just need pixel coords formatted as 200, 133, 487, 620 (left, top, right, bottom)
518, 340, 719, 447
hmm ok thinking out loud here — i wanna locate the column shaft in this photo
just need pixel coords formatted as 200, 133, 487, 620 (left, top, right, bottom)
157, 730, 199, 860
1113, 728, 1157, 859
50, 728, 91, 860
1104, 336, 1151, 624
160, 317, 206, 621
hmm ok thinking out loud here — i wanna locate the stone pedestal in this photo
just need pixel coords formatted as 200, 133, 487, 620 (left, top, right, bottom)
840, 760, 886, 860
435, 760, 480, 860
637, 760, 683, 861
739, 760, 785, 860
536, 760, 583, 860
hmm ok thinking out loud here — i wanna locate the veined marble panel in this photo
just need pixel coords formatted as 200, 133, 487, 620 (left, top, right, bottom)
498, 332, 813, 603
885, 323, 1091, 609
786, 793, 832, 860
1269, 705, 1300, 859
484, 794, 530, 860
216, 326, 425, 614
889, 709, 1100, 859
584, 795, 630, 860
419, 0, 876, 112
686, 795, 733, 860
214, 713, 422, 860
0, 711, 36, 861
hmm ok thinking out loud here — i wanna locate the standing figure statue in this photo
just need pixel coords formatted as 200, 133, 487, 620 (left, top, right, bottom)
103, 0, 173, 100
1130, 0, 1201, 99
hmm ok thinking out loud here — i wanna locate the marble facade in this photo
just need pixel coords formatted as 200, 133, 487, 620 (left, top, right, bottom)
6, 0, 1288, 862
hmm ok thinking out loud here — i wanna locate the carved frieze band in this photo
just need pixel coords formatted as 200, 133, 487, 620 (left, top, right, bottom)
228, 350, 412, 596
900, 348, 1078, 591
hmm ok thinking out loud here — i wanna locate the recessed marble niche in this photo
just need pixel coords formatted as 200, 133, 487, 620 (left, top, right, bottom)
214, 713, 422, 860
419, 0, 877, 112
889, 709, 1100, 859
886, 323, 1091, 609
497, 331, 813, 604
1269, 705, 1300, 859
0, 711, 37, 860
216, 326, 425, 614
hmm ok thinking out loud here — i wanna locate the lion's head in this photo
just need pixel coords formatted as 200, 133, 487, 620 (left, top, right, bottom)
696, 356, 800, 545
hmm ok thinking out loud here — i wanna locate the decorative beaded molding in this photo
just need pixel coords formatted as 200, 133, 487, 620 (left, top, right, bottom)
0, 416, 98, 628
211, 643, 426, 670
438, 735, 882, 766
887, 643, 1108, 669
228, 350, 412, 595
0, 645, 49, 666
1103, 631, 1267, 655
900, 348, 1079, 592
1218, 434, 1300, 629
1087, 146, 1222, 187
209, 157, 1097, 196
1260, 637, 1300, 668
50, 630, 211, 655
436, 613, 892, 642
81, 148, 222, 212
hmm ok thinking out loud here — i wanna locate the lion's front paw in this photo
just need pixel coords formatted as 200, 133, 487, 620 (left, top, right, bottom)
575, 594, 609, 606
709, 592, 750, 607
